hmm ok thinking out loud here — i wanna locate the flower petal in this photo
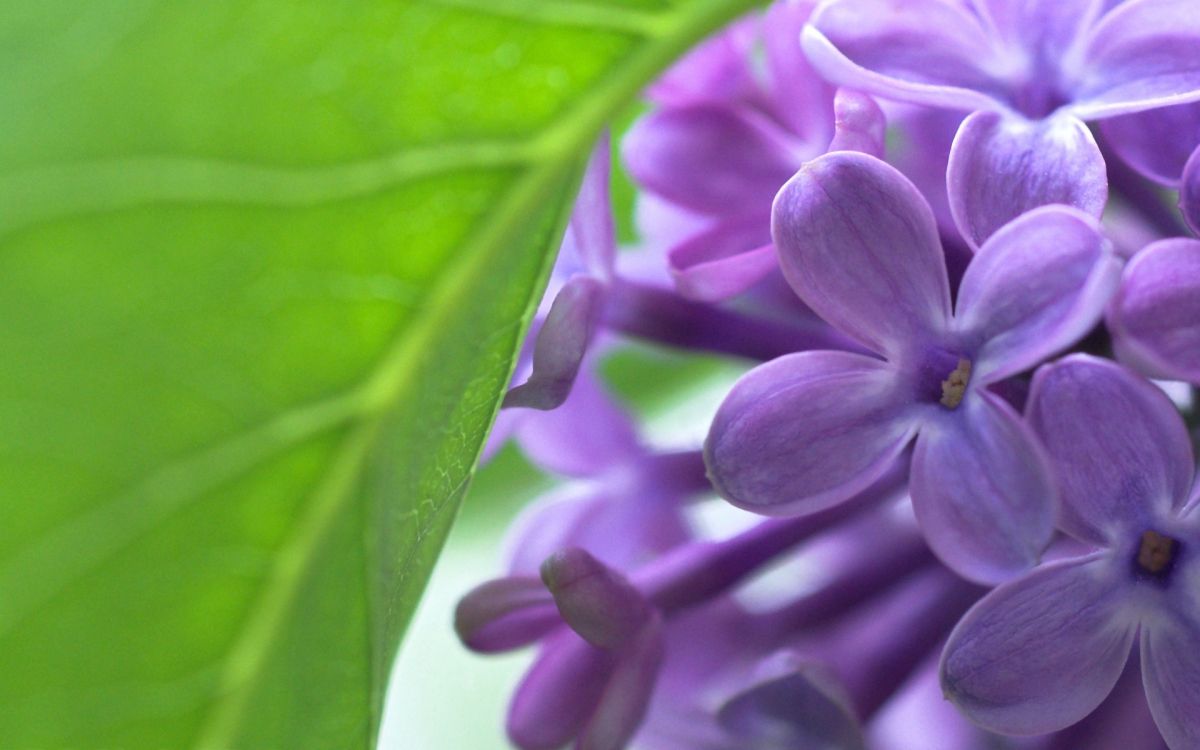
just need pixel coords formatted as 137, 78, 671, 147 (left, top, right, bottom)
1109, 238, 1200, 384
956, 205, 1120, 383
667, 212, 775, 302
716, 654, 866, 750
948, 111, 1108, 250
568, 134, 615, 280
1183, 145, 1200, 235
828, 89, 887, 157
762, 0, 835, 146
1027, 355, 1195, 546
502, 481, 690, 577
454, 576, 560, 654
504, 276, 606, 411
910, 392, 1057, 584
1071, 0, 1200, 119
622, 104, 798, 216
647, 17, 758, 108
513, 369, 640, 477
773, 151, 951, 358
1142, 611, 1200, 749
508, 632, 616, 750
802, 0, 1007, 112
578, 619, 664, 750
1099, 102, 1200, 186
940, 554, 1137, 735
705, 351, 916, 517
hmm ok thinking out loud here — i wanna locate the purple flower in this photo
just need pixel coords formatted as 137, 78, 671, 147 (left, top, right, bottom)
941, 356, 1200, 748
623, 1, 889, 302
1108, 238, 1200, 385
504, 136, 616, 410
1101, 100, 1200, 187
1098, 100, 1200, 235
705, 151, 1120, 583
803, 0, 1200, 249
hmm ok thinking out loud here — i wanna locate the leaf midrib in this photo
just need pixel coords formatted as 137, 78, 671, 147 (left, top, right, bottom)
198, 0, 766, 744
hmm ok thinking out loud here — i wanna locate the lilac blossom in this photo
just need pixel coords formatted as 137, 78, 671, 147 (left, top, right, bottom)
622, 1, 890, 302
705, 151, 1120, 583
941, 356, 1200, 748
1108, 238, 1200, 385
803, 0, 1200, 249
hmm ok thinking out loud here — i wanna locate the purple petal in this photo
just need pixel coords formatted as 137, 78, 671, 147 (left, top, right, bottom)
1071, 0, 1200, 119
667, 212, 776, 302
802, 0, 1007, 112
1027, 355, 1195, 546
956, 205, 1120, 383
504, 276, 606, 411
513, 370, 640, 477
541, 548, 653, 650
910, 392, 1057, 584
773, 151, 951, 358
705, 351, 916, 516
578, 620, 664, 750
972, 0, 1104, 61
568, 134, 615, 280
503, 483, 690, 576
1142, 615, 1200, 749
648, 17, 758, 108
454, 576, 560, 653
828, 89, 887, 157
762, 0, 835, 146
1109, 238, 1200, 384
508, 632, 615, 750
940, 554, 1137, 735
622, 104, 799, 217
1099, 102, 1200, 186
1183, 145, 1200, 234
716, 654, 865, 750
948, 111, 1108, 250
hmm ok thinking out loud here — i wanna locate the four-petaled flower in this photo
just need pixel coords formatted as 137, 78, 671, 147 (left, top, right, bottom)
706, 151, 1120, 583
942, 356, 1200, 749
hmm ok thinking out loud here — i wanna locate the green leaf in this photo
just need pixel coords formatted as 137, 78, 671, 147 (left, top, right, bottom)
0, 1, 760, 747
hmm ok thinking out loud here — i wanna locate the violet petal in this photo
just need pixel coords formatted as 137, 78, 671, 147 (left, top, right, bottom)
947, 111, 1108, 250
541, 548, 653, 650
569, 134, 616, 280
513, 370, 641, 477
763, 0, 835, 145
1182, 145, 1200, 234
705, 350, 915, 517
578, 619, 665, 750
1109, 238, 1200, 384
667, 212, 775, 302
828, 89, 887, 157
940, 554, 1137, 735
910, 392, 1057, 584
1027, 355, 1195, 546
1072, 0, 1200, 119
504, 276, 606, 411
455, 576, 560, 654
716, 654, 866, 750
773, 151, 951, 358
956, 205, 1119, 383
1141, 615, 1200, 750
802, 0, 1006, 111
507, 632, 616, 750
622, 104, 798, 216
1099, 101, 1200, 186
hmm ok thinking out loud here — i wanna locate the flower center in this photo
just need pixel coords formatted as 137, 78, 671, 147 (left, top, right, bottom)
939, 359, 973, 410
1133, 530, 1181, 582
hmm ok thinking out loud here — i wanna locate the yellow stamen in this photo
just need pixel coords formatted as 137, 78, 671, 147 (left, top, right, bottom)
939, 358, 972, 409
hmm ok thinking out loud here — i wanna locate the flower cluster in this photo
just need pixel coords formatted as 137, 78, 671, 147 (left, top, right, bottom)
458, 1, 1200, 748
